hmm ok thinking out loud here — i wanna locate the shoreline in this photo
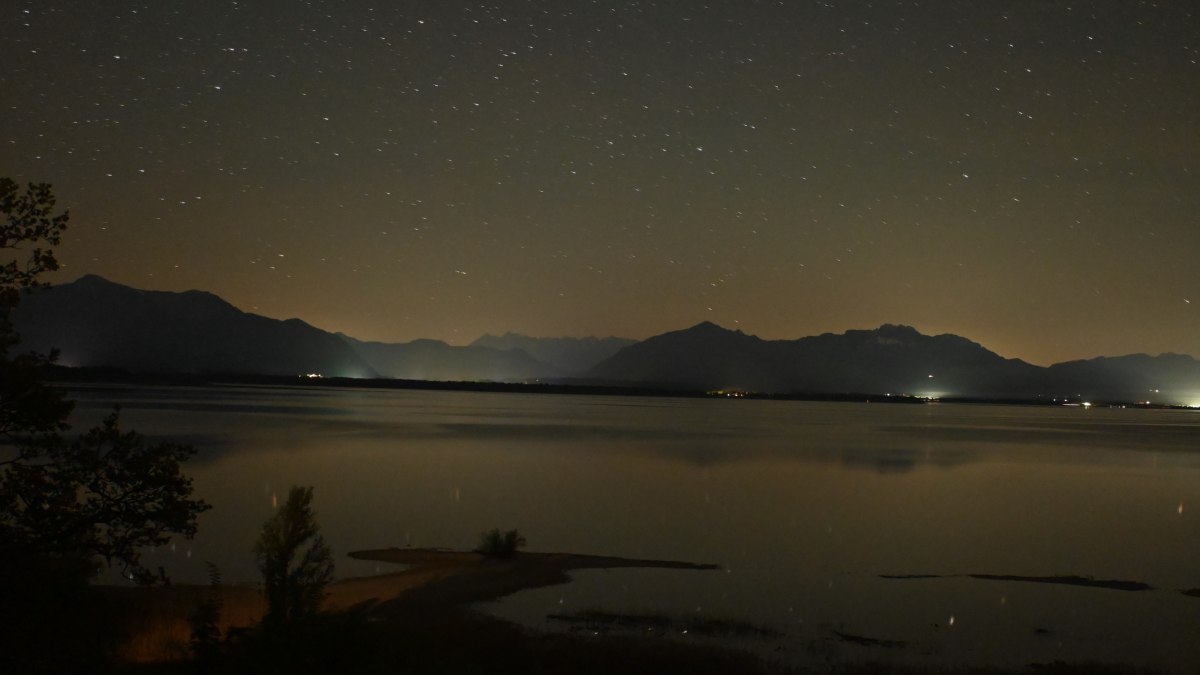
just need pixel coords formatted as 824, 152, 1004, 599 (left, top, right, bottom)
51, 367, 1195, 410
105, 547, 744, 669
101, 549, 1182, 674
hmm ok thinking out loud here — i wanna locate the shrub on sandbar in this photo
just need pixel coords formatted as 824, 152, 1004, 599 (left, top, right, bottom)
475, 528, 526, 558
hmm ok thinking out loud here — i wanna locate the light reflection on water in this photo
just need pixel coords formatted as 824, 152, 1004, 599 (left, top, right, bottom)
69, 384, 1200, 671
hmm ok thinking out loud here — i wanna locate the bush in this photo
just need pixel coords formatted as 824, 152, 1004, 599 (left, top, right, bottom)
475, 528, 526, 558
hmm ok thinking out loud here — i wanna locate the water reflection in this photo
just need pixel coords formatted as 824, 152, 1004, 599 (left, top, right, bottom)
65, 385, 1200, 671
832, 446, 976, 473
69, 385, 1200, 474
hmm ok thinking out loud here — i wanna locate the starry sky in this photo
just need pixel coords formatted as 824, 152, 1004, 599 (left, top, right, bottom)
3, 1, 1198, 365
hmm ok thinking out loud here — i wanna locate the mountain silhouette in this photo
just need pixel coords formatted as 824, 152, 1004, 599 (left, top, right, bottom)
470, 332, 635, 373
12, 275, 378, 377
13, 275, 562, 382
1042, 353, 1200, 402
587, 321, 1198, 402
586, 322, 770, 390
11, 276, 1200, 403
340, 335, 558, 382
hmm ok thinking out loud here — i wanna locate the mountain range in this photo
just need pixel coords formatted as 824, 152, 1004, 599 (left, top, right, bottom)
10, 275, 626, 382
11, 275, 1200, 405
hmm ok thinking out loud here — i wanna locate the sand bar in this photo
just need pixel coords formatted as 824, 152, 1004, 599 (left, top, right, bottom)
343, 548, 720, 616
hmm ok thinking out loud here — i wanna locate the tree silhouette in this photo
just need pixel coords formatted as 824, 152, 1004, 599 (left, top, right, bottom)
1, 178, 210, 669
1, 177, 68, 308
0, 177, 71, 448
254, 485, 334, 628
0, 177, 209, 583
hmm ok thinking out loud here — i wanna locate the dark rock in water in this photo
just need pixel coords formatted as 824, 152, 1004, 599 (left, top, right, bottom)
830, 629, 907, 649
968, 574, 1153, 592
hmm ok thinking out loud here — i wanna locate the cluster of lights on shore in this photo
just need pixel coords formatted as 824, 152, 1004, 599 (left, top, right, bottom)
296, 372, 1200, 408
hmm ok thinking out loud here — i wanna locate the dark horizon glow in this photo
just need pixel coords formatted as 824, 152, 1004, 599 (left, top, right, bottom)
3, 2, 1197, 365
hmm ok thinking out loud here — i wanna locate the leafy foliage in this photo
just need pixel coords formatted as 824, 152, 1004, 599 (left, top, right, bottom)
254, 485, 335, 628
1, 177, 208, 583
0, 177, 68, 314
1, 410, 208, 581
0, 177, 72, 443
0, 179, 209, 669
475, 528, 526, 558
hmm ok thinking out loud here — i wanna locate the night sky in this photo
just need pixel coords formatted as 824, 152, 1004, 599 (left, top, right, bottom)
3, 1, 1197, 365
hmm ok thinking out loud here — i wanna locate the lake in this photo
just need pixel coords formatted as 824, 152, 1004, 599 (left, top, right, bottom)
70, 384, 1200, 671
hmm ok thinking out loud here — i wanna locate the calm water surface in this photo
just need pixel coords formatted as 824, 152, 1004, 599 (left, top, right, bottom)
71, 385, 1200, 671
